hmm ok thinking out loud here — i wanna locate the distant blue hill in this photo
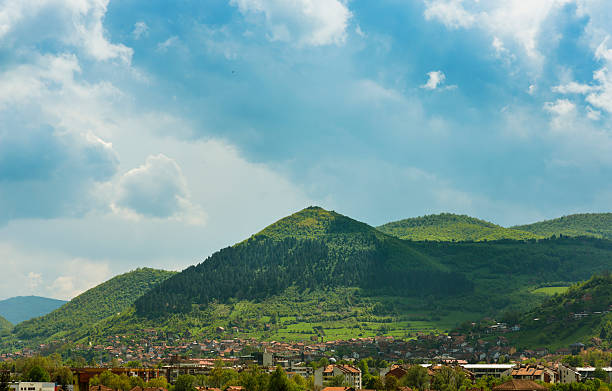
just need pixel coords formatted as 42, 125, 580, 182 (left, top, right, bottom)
0, 296, 67, 324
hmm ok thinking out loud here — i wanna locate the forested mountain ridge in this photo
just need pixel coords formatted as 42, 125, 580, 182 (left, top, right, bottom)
12, 268, 176, 343
510, 273, 612, 349
377, 213, 542, 242
131, 207, 612, 340
5, 207, 612, 349
135, 207, 470, 317
0, 296, 66, 324
513, 213, 612, 240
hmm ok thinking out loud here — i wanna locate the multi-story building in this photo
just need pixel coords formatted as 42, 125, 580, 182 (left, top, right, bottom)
315, 365, 362, 389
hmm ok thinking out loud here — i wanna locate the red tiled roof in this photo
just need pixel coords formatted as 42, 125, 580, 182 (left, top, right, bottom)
492, 380, 547, 391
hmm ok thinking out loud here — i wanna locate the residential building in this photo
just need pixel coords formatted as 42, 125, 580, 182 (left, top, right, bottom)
10, 382, 55, 391
463, 364, 514, 378
315, 365, 362, 389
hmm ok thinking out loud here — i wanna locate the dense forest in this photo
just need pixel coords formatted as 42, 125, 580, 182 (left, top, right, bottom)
377, 213, 543, 241
136, 208, 612, 321
378, 212, 612, 242
514, 213, 612, 240
135, 210, 474, 317
12, 268, 176, 341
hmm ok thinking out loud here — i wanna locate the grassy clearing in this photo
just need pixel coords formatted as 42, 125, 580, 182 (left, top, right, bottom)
532, 286, 570, 295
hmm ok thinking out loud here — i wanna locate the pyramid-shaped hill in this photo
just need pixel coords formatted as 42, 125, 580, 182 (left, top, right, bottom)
254, 206, 381, 240
378, 213, 542, 242
135, 207, 470, 317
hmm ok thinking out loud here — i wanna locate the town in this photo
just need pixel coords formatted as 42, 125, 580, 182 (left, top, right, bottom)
2, 323, 612, 391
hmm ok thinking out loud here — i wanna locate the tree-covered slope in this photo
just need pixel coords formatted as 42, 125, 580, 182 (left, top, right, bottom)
378, 213, 542, 241
513, 213, 612, 240
135, 207, 471, 317
0, 296, 66, 324
12, 268, 176, 342
0, 315, 11, 334
509, 273, 612, 349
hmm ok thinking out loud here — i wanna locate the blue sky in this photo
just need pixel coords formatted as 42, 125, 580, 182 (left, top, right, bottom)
1, 0, 612, 300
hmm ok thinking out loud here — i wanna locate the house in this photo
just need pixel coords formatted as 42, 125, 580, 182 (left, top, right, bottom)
511, 365, 556, 383
557, 364, 580, 384
315, 365, 362, 389
385, 366, 408, 379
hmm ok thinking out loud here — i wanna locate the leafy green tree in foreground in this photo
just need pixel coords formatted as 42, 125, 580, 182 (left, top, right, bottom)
174, 375, 196, 391
27, 366, 50, 382
1, 371, 11, 391
401, 366, 430, 391
268, 367, 294, 391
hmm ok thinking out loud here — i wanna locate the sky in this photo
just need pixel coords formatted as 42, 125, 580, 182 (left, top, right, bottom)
1, 0, 612, 300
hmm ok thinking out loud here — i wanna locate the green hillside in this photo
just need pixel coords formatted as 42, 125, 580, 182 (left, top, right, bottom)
135, 207, 467, 317
11, 268, 176, 343
514, 213, 612, 240
111, 208, 612, 343
0, 296, 66, 324
510, 273, 612, 350
0, 315, 11, 334
378, 213, 542, 241
6, 207, 612, 349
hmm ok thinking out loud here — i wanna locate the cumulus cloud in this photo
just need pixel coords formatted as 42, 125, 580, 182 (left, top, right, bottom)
230, 0, 352, 46
552, 38, 612, 114
114, 154, 205, 224
0, 53, 121, 222
423, 0, 574, 65
0, 0, 132, 62
422, 70, 445, 89
421, 70, 456, 90
544, 98, 576, 116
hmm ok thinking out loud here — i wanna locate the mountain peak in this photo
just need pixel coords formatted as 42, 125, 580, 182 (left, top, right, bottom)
254, 206, 377, 240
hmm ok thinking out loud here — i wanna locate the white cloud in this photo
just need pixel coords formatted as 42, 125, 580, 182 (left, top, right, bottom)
132, 21, 149, 39
544, 98, 578, 132
230, 0, 352, 46
423, 0, 574, 67
553, 81, 597, 94
424, 0, 476, 29
0, 242, 112, 300
156, 36, 179, 52
50, 259, 111, 299
421, 70, 455, 90
0, 53, 121, 222
586, 106, 602, 120
544, 98, 576, 116
552, 39, 612, 114
0, 0, 132, 63
27, 272, 42, 291
528, 84, 537, 95
114, 154, 206, 225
